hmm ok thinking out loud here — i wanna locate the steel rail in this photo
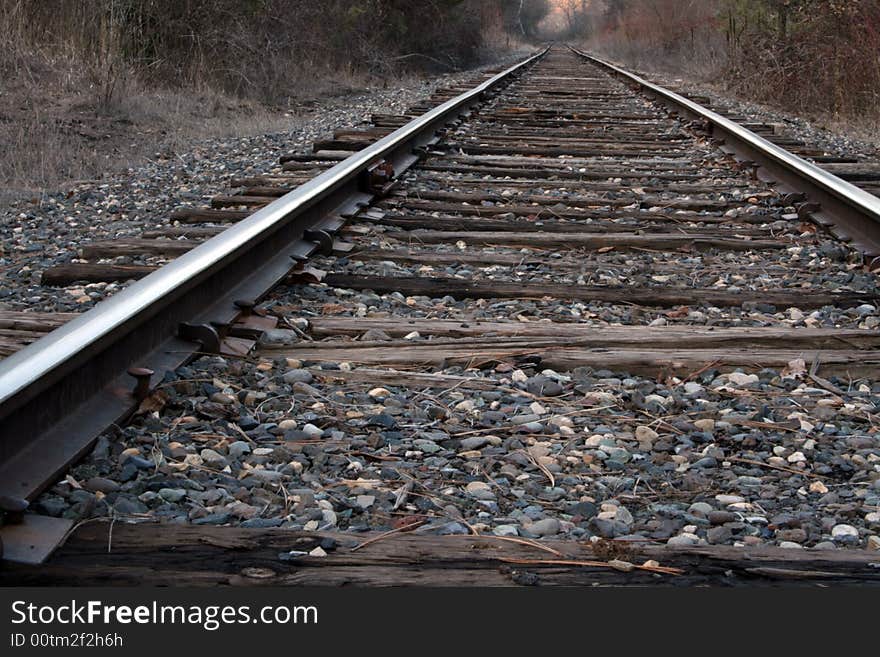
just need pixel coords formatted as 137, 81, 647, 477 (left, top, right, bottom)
0, 47, 548, 505
568, 46, 880, 259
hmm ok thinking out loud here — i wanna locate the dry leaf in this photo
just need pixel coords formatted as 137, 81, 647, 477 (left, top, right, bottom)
136, 389, 169, 415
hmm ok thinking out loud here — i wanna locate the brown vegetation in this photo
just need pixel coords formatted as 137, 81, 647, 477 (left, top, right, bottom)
0, 0, 540, 192
574, 0, 880, 130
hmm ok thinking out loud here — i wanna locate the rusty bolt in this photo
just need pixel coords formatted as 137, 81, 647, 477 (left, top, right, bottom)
234, 299, 256, 316
0, 495, 28, 525
127, 367, 154, 402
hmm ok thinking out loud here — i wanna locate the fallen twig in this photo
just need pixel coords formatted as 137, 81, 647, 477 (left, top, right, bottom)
498, 557, 683, 575
727, 455, 825, 478
350, 519, 427, 552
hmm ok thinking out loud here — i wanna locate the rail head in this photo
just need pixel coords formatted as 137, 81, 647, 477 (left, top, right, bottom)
0, 47, 549, 414
568, 45, 880, 258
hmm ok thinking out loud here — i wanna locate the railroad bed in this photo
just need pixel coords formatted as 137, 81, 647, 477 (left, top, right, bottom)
3, 47, 880, 586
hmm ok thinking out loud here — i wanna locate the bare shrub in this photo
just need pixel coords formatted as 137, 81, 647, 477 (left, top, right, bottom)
579, 0, 880, 128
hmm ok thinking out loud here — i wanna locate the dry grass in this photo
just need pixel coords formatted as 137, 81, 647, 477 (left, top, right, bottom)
0, 0, 505, 197
0, 77, 299, 198
579, 0, 880, 150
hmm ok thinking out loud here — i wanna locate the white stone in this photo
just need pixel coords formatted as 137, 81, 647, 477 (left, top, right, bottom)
530, 401, 547, 415
511, 369, 528, 383
356, 495, 375, 509
831, 524, 859, 539
727, 372, 759, 386
302, 423, 323, 438
493, 525, 519, 537
667, 534, 699, 547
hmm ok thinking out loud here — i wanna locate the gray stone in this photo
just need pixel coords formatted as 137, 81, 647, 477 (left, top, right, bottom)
36, 496, 68, 517
301, 423, 324, 438
113, 497, 148, 515
569, 501, 598, 519
460, 436, 491, 451
493, 524, 520, 537
510, 414, 541, 425
437, 522, 469, 535
706, 526, 732, 544
688, 502, 713, 517
192, 512, 232, 525
283, 369, 313, 384
84, 477, 120, 494
615, 505, 634, 526
708, 511, 737, 525
241, 517, 284, 528
360, 329, 392, 341
592, 517, 629, 538
520, 422, 545, 433
526, 376, 564, 397
259, 329, 299, 346
527, 517, 560, 536
228, 441, 252, 459
158, 488, 187, 503
200, 448, 228, 468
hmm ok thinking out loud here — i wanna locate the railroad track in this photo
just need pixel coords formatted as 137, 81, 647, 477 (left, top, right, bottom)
2, 45, 879, 585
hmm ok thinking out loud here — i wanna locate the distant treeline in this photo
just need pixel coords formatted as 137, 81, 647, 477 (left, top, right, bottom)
1, 0, 551, 103
583, 0, 880, 121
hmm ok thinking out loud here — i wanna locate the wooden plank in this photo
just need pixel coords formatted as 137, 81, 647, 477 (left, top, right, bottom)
418, 163, 734, 182
0, 338, 29, 357
413, 174, 751, 195
260, 338, 880, 377
318, 275, 870, 309
142, 226, 225, 239
362, 214, 770, 233
306, 317, 880, 349
79, 238, 198, 259
41, 263, 157, 286
0, 328, 61, 341
381, 198, 727, 220
264, 342, 880, 376
210, 195, 275, 208
0, 311, 79, 331
436, 153, 719, 171
444, 143, 688, 159
3, 522, 877, 587
170, 208, 251, 223
382, 230, 785, 251
344, 248, 801, 274
390, 189, 745, 212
